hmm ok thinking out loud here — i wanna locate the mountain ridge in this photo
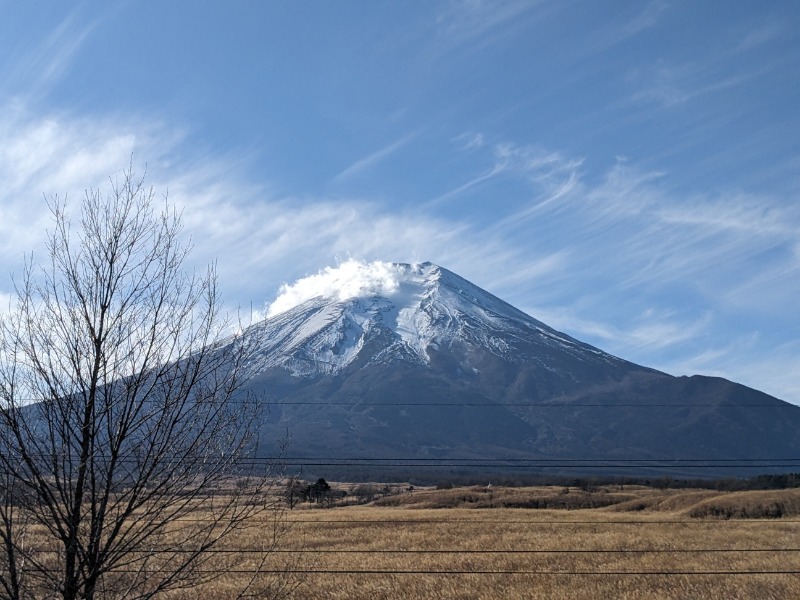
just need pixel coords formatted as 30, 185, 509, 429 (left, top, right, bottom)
237, 261, 800, 478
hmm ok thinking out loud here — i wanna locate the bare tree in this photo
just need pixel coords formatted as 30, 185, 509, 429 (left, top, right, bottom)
0, 169, 281, 599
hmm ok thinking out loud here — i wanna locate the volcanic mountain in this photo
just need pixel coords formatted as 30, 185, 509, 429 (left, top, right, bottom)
240, 262, 800, 479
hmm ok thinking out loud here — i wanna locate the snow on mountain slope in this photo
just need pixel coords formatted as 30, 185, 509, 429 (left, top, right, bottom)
245, 261, 628, 377
232, 260, 800, 471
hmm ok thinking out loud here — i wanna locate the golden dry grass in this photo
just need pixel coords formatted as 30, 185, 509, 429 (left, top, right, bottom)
183, 485, 800, 599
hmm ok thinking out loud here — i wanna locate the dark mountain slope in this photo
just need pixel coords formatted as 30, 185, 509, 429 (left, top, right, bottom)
237, 262, 800, 478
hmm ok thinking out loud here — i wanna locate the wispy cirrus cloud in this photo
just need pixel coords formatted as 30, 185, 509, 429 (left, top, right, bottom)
630, 64, 753, 108
617, 0, 668, 39
625, 19, 785, 113
0, 104, 542, 322
656, 194, 797, 238
2, 103, 798, 404
426, 165, 502, 208
452, 131, 485, 150
443, 137, 800, 402
736, 20, 785, 52
665, 336, 800, 403
333, 131, 419, 182
425, 137, 798, 333
429, 142, 583, 210
528, 305, 713, 355
0, 103, 166, 262
586, 0, 668, 52
436, 0, 541, 45
2, 8, 100, 100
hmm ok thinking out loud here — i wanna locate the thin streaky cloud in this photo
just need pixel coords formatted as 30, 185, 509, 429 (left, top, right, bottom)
663, 337, 800, 403
620, 0, 668, 38
602, 0, 669, 48
7, 8, 100, 98
431, 141, 584, 211
425, 165, 502, 208
0, 102, 183, 263
736, 20, 785, 52
474, 148, 800, 339
628, 51, 769, 111
436, 0, 541, 44
525, 306, 712, 354
452, 131, 485, 150
497, 171, 580, 226
483, 251, 569, 290
656, 197, 796, 236
572, 0, 668, 61
333, 131, 418, 182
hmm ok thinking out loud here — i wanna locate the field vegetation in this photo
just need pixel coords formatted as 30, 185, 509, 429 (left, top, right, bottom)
173, 483, 800, 599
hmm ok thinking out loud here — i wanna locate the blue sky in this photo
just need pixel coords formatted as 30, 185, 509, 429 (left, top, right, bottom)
1, 1, 798, 403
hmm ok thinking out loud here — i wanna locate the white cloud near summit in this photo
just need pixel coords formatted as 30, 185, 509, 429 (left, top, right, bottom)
266, 260, 403, 318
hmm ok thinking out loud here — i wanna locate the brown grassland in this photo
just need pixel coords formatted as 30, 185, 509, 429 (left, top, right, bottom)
165, 484, 800, 599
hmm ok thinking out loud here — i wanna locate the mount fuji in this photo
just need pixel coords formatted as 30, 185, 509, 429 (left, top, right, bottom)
238, 261, 800, 479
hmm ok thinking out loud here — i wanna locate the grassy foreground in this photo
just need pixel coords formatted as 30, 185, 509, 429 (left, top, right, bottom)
181, 485, 800, 599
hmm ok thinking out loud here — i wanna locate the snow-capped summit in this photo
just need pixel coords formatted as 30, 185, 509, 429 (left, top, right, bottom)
246, 261, 625, 377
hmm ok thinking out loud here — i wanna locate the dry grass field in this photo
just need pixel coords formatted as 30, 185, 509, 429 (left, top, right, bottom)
171, 484, 800, 599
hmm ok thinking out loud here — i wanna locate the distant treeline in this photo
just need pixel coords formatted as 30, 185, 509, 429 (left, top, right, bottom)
429, 472, 800, 491
288, 466, 800, 491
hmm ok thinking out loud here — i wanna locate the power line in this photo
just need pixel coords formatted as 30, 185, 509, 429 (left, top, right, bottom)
171, 517, 800, 525
94, 568, 800, 576
265, 401, 798, 408
254, 461, 800, 469
15, 455, 800, 464
14, 568, 800, 576
67, 548, 798, 554
245, 455, 800, 467
264, 456, 800, 463
17, 547, 800, 555
14, 453, 800, 469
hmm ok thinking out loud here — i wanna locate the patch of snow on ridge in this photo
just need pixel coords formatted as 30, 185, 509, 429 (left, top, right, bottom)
266, 259, 418, 318
393, 263, 438, 357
